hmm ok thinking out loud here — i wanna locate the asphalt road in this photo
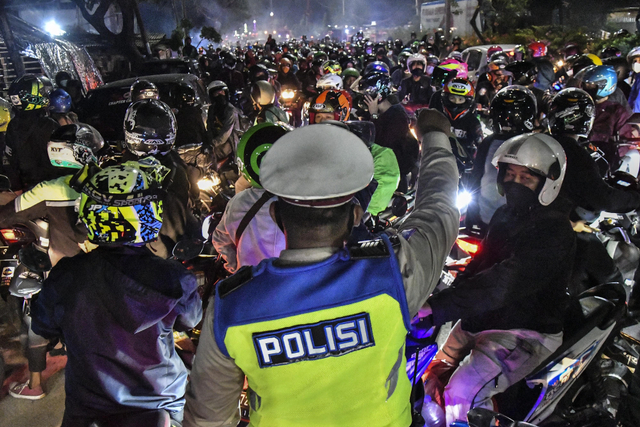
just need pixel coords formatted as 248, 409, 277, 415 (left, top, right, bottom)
0, 355, 66, 427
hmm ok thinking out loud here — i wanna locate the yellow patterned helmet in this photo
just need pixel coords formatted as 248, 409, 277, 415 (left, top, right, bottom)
0, 98, 12, 132
7, 74, 51, 111
78, 157, 170, 244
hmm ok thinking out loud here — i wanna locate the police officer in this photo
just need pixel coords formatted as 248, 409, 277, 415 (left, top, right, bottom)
184, 115, 460, 426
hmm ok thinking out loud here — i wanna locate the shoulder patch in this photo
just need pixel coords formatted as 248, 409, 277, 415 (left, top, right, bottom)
217, 266, 253, 298
348, 238, 391, 259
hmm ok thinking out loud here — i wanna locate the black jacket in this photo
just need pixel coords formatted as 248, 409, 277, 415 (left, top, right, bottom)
397, 75, 433, 105
555, 134, 640, 214
4, 112, 61, 191
430, 202, 576, 334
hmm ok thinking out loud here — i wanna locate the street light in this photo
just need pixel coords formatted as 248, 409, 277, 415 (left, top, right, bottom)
44, 20, 65, 37
270, 12, 274, 17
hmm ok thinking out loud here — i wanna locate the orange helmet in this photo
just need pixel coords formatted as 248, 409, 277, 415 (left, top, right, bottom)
309, 90, 352, 123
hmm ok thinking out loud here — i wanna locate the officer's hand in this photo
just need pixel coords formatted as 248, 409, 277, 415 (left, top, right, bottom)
418, 302, 432, 319
363, 94, 379, 115
416, 109, 452, 137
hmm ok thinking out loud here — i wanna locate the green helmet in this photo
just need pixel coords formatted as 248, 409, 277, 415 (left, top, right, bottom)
236, 122, 290, 188
78, 158, 170, 245
341, 67, 360, 79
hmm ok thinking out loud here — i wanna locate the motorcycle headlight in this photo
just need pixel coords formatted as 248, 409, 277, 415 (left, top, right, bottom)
198, 174, 222, 193
456, 190, 473, 210
282, 90, 295, 100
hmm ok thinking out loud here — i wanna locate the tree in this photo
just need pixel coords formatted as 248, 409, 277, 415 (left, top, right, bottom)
200, 26, 222, 45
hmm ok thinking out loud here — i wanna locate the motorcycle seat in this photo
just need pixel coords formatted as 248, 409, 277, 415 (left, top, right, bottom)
531, 282, 626, 375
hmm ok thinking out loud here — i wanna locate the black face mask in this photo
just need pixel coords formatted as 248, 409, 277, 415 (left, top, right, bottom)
411, 67, 424, 77
212, 95, 227, 109
502, 181, 539, 215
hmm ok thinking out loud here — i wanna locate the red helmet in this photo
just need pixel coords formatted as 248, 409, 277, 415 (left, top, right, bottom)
529, 41, 548, 58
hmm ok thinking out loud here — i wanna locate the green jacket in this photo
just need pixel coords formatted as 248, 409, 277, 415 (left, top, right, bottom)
368, 144, 401, 216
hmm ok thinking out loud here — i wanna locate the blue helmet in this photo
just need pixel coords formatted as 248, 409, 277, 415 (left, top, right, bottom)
579, 65, 617, 99
48, 88, 72, 113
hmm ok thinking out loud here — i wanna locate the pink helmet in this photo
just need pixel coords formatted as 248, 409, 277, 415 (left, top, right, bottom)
439, 58, 469, 79
487, 45, 503, 58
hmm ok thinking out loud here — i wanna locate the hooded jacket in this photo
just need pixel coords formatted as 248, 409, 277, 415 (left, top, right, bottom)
31, 245, 202, 416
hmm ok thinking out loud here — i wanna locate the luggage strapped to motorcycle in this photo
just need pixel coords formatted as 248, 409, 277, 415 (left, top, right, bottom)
235, 190, 273, 244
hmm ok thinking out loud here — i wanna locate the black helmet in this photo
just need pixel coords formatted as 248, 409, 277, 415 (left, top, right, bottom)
55, 71, 73, 88
346, 120, 375, 148
249, 64, 269, 82
548, 88, 595, 139
489, 85, 537, 135
431, 66, 458, 89
48, 123, 105, 169
8, 74, 50, 111
129, 80, 160, 102
364, 61, 390, 77
124, 99, 176, 156
600, 47, 622, 59
172, 83, 196, 108
505, 61, 537, 85
223, 52, 237, 68
358, 73, 392, 101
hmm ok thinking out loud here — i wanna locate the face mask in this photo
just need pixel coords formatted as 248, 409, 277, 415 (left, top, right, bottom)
633, 63, 640, 74
502, 181, 539, 215
212, 95, 227, 108
426, 65, 435, 75
411, 67, 424, 77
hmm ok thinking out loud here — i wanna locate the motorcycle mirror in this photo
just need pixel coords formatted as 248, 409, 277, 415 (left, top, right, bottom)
0, 175, 11, 192
18, 244, 52, 273
391, 195, 408, 217
172, 238, 204, 261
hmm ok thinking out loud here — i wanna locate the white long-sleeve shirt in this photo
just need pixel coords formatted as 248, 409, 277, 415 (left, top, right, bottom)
211, 186, 285, 273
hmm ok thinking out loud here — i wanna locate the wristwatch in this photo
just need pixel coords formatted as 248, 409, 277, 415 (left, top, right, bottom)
371, 113, 379, 120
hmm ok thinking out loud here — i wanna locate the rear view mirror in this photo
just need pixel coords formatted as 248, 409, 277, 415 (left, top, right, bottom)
172, 238, 204, 261
19, 244, 52, 273
0, 175, 11, 192
391, 195, 408, 218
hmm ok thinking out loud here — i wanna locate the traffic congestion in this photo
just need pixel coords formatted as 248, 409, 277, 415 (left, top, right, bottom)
1, 9, 640, 427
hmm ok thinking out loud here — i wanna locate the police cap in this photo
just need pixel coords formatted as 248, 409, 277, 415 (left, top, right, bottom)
260, 125, 374, 208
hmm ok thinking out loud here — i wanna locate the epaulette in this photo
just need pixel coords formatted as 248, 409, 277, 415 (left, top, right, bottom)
217, 266, 253, 298
348, 238, 391, 259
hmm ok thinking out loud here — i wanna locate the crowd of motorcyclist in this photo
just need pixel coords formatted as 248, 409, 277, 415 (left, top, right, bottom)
1, 27, 640, 427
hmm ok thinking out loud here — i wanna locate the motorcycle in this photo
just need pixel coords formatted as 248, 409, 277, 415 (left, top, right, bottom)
279, 88, 304, 127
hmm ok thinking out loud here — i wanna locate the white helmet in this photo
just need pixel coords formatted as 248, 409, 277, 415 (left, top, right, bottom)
251, 80, 275, 106
316, 73, 343, 91
406, 53, 427, 72
492, 133, 567, 206
628, 46, 640, 63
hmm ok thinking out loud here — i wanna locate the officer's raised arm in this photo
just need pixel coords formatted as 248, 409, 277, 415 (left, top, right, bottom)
186, 122, 458, 427
394, 109, 460, 316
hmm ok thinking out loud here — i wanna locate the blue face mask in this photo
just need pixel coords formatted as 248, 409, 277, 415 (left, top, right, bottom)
426, 65, 435, 75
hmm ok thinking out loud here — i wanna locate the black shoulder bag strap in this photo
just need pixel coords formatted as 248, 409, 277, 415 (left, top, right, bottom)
235, 191, 273, 244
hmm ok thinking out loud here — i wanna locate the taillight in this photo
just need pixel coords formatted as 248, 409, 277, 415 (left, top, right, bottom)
457, 238, 480, 255
0, 228, 32, 245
